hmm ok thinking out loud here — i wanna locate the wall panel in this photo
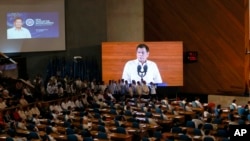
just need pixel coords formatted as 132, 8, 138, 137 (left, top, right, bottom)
144, 0, 249, 95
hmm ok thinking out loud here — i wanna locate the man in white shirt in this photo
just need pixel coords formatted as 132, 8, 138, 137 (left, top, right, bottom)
230, 99, 237, 110
0, 97, 7, 109
61, 99, 69, 111
141, 80, 150, 99
195, 97, 203, 108
7, 17, 32, 39
122, 43, 162, 84
149, 82, 157, 100
75, 96, 84, 110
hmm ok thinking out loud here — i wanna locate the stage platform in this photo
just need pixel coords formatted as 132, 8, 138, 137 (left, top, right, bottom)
208, 94, 250, 108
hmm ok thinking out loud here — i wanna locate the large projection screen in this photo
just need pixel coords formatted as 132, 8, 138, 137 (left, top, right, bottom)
0, 0, 65, 53
102, 42, 183, 86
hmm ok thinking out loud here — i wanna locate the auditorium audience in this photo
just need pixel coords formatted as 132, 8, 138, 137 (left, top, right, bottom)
1, 73, 250, 141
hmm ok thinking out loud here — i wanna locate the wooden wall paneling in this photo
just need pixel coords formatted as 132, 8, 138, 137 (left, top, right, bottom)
144, 0, 248, 95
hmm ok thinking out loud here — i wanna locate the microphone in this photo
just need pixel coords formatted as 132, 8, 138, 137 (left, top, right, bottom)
137, 64, 147, 81
143, 65, 148, 74
137, 65, 141, 74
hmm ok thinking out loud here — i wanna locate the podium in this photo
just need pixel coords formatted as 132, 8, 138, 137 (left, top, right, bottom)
0, 52, 18, 79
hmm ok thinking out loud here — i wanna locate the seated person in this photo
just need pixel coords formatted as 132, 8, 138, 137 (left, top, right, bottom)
45, 126, 56, 141
230, 99, 237, 110
202, 129, 216, 141
179, 129, 192, 141
194, 124, 205, 136
161, 110, 170, 120
16, 118, 27, 130
192, 114, 204, 128
214, 104, 222, 117
80, 116, 92, 130
48, 122, 59, 134
228, 109, 237, 125
194, 97, 203, 109
147, 114, 158, 125
6, 128, 27, 141
203, 106, 212, 119
212, 114, 223, 124
0, 97, 7, 109
19, 94, 29, 106
184, 102, 193, 112
203, 117, 216, 130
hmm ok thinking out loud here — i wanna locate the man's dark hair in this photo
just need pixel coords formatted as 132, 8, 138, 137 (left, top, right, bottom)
14, 17, 23, 22
137, 43, 149, 52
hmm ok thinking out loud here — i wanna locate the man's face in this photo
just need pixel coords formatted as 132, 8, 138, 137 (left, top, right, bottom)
14, 19, 23, 29
137, 48, 149, 63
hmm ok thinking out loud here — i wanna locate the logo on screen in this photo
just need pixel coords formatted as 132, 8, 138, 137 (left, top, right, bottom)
25, 18, 34, 26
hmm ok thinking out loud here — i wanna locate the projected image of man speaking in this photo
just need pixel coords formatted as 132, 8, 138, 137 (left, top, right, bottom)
7, 17, 32, 39
122, 43, 162, 84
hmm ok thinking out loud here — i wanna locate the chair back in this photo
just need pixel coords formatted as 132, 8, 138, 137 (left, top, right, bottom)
98, 125, 106, 132
110, 109, 117, 115
171, 126, 182, 134
114, 120, 120, 127
221, 138, 230, 141
203, 123, 213, 130
179, 134, 192, 141
247, 113, 250, 121
94, 113, 101, 118
66, 128, 75, 135
237, 107, 245, 116
216, 129, 228, 137
193, 128, 202, 136
154, 131, 162, 139
186, 120, 195, 128
6, 137, 14, 141
67, 134, 78, 141
124, 110, 132, 116
116, 126, 126, 134
84, 137, 93, 141
28, 132, 40, 139
97, 132, 108, 139
141, 137, 150, 141
81, 129, 91, 137
145, 112, 152, 118
203, 137, 215, 141
132, 121, 140, 128
155, 108, 162, 114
